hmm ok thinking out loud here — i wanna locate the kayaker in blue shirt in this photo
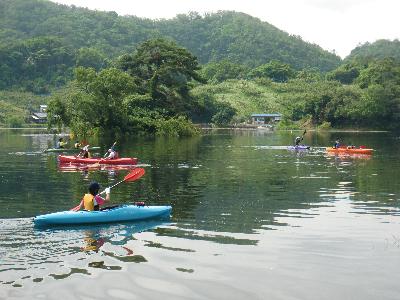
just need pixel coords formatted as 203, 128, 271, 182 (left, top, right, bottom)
333, 140, 340, 148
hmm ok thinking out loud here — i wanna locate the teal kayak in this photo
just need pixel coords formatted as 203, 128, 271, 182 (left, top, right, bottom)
34, 204, 172, 226
44, 146, 100, 153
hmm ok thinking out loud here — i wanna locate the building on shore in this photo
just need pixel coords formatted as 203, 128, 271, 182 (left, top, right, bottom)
31, 105, 47, 123
251, 113, 281, 125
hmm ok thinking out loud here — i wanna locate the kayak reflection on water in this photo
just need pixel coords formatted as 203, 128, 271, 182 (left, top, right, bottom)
36, 220, 171, 254
82, 230, 105, 253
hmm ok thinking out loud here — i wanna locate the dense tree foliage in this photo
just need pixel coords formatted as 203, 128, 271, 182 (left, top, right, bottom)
347, 39, 400, 61
117, 38, 206, 116
326, 62, 360, 84
200, 59, 249, 83
156, 11, 341, 71
0, 36, 74, 92
192, 56, 400, 130
2, 0, 400, 131
75, 47, 108, 70
47, 39, 206, 136
248, 60, 296, 82
0, 0, 341, 90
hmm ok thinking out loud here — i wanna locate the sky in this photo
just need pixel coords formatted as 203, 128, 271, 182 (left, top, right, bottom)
50, 0, 400, 58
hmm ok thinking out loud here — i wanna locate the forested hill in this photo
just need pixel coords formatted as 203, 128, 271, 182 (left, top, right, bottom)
0, 0, 341, 72
346, 39, 400, 61
155, 12, 341, 71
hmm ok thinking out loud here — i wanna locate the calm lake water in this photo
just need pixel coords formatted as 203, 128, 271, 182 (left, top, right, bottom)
1, 129, 400, 299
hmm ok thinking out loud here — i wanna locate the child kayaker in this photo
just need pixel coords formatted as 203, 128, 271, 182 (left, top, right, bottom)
75, 182, 110, 211
57, 137, 68, 149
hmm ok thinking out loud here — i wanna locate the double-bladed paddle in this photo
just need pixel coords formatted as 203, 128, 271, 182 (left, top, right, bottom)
300, 129, 307, 142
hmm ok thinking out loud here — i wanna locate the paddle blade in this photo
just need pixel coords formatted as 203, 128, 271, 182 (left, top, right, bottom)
124, 168, 145, 182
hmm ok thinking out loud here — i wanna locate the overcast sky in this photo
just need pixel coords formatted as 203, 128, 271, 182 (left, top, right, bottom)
51, 0, 400, 58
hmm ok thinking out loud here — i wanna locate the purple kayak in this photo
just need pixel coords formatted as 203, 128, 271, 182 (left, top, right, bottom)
287, 145, 310, 151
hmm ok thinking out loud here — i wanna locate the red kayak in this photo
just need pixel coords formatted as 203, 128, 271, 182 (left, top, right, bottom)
58, 155, 138, 165
58, 163, 137, 172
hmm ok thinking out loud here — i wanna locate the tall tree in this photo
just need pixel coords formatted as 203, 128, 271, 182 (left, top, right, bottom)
117, 38, 206, 116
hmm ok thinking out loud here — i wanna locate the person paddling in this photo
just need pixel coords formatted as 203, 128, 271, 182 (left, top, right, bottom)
104, 147, 118, 160
333, 139, 341, 149
75, 181, 110, 211
104, 142, 118, 160
78, 144, 91, 158
294, 130, 307, 146
57, 137, 68, 149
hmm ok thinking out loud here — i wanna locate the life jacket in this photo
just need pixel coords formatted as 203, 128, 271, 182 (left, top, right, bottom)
83, 193, 98, 211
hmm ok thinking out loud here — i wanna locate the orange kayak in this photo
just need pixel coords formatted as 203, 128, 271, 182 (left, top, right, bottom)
326, 147, 373, 155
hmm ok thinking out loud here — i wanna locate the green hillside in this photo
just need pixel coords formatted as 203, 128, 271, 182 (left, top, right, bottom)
156, 11, 340, 71
0, 0, 340, 75
346, 39, 400, 61
1, 0, 400, 132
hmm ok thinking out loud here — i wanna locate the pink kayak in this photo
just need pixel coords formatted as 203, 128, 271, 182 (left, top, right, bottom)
58, 155, 138, 165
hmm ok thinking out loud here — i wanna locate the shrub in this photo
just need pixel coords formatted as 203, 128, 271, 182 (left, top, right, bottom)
318, 121, 331, 130
155, 116, 199, 137
6, 116, 24, 128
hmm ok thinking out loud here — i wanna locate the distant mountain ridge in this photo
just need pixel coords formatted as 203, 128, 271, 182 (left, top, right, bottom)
346, 39, 400, 61
0, 0, 341, 71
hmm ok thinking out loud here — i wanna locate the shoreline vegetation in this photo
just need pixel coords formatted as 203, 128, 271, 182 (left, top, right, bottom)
0, 127, 389, 134
1, 1, 400, 136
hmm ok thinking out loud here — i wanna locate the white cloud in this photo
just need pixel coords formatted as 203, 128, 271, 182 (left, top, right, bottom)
51, 0, 400, 58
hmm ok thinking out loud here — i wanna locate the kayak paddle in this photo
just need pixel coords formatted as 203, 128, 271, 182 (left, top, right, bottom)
99, 167, 145, 194
300, 129, 307, 142
103, 141, 117, 158
70, 168, 146, 211
85, 141, 117, 168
